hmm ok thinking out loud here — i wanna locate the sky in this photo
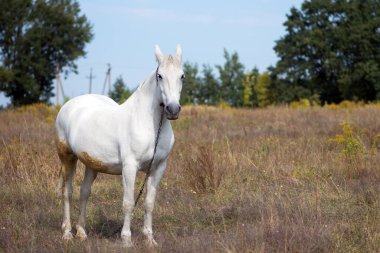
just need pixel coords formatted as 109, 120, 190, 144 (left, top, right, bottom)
0, 0, 304, 105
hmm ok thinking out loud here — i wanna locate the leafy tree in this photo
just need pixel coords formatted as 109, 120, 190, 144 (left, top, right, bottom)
270, 0, 380, 103
0, 0, 93, 106
181, 62, 201, 105
109, 76, 131, 104
255, 72, 271, 107
216, 49, 245, 107
243, 75, 253, 107
243, 67, 259, 107
199, 64, 220, 105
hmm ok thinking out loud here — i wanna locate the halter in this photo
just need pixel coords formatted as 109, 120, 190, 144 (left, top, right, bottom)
134, 66, 165, 206
155, 65, 160, 85
155, 65, 165, 107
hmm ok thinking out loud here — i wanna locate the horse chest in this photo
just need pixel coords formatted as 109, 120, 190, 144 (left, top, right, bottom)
129, 126, 174, 170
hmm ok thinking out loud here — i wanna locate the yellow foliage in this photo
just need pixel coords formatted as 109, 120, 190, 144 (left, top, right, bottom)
328, 121, 364, 157
338, 100, 357, 109
290, 98, 311, 109
324, 100, 365, 110
255, 72, 271, 107
372, 134, 380, 153
242, 74, 254, 107
324, 103, 340, 110
217, 100, 232, 109
15, 103, 57, 123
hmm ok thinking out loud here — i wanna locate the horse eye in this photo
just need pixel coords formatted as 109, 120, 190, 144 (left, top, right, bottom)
181, 74, 185, 80
157, 74, 163, 80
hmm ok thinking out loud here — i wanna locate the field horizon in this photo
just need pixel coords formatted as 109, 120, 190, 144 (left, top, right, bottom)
1, 103, 380, 252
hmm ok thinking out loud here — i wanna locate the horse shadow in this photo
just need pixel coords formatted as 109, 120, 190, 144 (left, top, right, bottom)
87, 211, 145, 240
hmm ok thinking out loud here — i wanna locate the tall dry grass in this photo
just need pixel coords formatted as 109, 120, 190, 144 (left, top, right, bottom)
1, 103, 380, 252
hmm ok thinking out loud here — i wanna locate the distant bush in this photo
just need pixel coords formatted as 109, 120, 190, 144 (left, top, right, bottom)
338, 100, 357, 109
289, 98, 311, 109
15, 103, 57, 123
372, 134, 380, 154
324, 100, 365, 110
217, 99, 232, 109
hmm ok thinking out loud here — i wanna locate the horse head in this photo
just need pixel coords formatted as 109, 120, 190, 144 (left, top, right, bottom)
155, 45, 184, 120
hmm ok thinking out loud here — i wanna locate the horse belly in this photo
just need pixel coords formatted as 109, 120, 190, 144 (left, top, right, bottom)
77, 150, 122, 175
71, 131, 122, 175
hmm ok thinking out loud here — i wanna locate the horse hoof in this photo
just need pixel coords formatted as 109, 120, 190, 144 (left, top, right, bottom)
146, 238, 158, 248
121, 235, 134, 248
75, 226, 87, 241
62, 231, 73, 240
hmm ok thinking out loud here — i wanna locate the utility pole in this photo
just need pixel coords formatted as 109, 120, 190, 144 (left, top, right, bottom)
56, 65, 59, 105
86, 68, 95, 94
55, 64, 65, 105
102, 63, 112, 95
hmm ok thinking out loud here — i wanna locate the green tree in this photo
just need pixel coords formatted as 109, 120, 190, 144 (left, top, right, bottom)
199, 64, 220, 105
109, 76, 131, 104
181, 62, 201, 105
0, 0, 93, 106
270, 0, 380, 103
243, 67, 259, 107
243, 75, 253, 107
216, 49, 245, 107
255, 72, 271, 107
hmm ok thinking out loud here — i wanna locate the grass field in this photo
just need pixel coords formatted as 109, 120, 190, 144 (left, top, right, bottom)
1, 103, 380, 252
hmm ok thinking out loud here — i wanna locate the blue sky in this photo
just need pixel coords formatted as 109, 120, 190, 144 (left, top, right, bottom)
1, 0, 303, 105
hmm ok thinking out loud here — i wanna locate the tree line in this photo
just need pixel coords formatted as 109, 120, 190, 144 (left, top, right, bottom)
180, 0, 380, 107
1, 0, 380, 106
179, 50, 272, 107
270, 0, 380, 104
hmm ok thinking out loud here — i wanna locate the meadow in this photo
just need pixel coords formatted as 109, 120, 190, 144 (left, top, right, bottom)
1, 103, 380, 252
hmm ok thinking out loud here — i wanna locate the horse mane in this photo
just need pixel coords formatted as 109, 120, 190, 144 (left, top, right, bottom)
166, 55, 181, 67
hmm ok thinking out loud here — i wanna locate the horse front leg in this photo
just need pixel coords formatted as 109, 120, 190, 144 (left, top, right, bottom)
143, 159, 167, 247
121, 162, 137, 247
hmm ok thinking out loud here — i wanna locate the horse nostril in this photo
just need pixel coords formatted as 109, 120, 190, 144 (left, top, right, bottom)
166, 105, 172, 113
165, 103, 181, 115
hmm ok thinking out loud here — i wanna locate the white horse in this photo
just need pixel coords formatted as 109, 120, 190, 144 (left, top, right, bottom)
55, 45, 184, 247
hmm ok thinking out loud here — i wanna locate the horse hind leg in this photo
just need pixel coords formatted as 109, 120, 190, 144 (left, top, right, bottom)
57, 141, 78, 240
76, 166, 97, 240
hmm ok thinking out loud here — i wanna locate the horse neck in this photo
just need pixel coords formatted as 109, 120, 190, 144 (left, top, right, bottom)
123, 71, 163, 121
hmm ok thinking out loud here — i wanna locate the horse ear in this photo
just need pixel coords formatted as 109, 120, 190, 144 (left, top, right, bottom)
155, 45, 164, 64
175, 44, 182, 62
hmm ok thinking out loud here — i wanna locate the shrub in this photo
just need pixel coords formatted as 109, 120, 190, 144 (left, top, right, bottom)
183, 144, 226, 194
328, 121, 364, 158
289, 98, 310, 109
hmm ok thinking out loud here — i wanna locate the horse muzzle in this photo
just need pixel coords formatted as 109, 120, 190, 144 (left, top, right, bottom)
164, 102, 181, 120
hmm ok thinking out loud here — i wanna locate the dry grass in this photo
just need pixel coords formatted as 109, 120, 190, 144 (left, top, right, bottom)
1, 103, 380, 252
